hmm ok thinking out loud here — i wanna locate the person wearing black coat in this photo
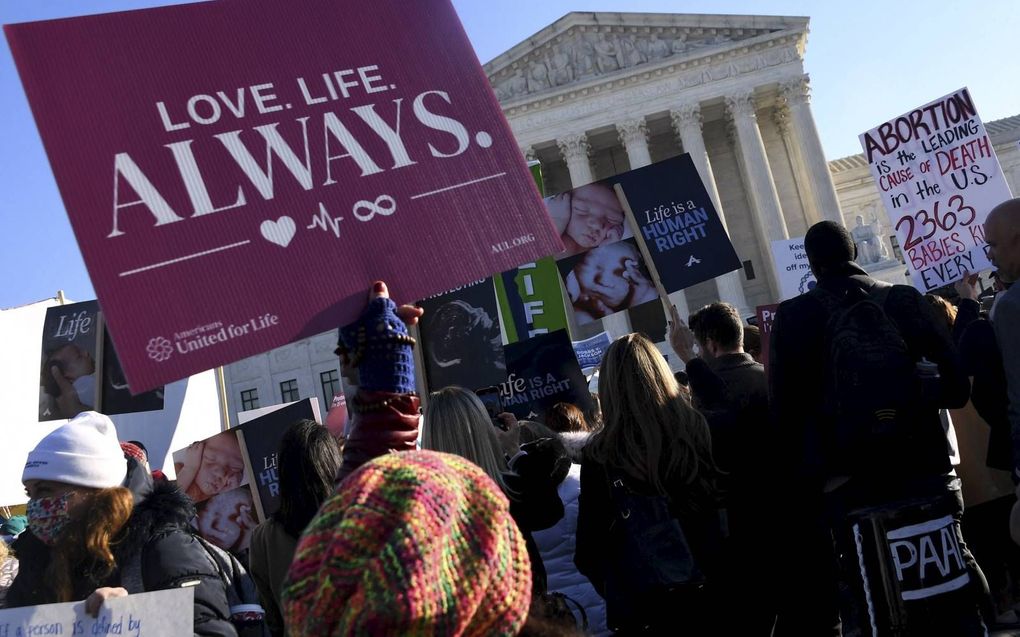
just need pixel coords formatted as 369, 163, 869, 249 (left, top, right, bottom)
769, 221, 982, 636
7, 412, 236, 637
669, 302, 776, 635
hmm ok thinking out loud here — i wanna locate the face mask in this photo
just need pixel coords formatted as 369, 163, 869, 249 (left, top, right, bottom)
27, 492, 73, 546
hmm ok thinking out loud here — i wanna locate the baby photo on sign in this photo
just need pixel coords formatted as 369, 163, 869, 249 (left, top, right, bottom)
173, 430, 249, 504
545, 181, 632, 258
557, 238, 657, 326
38, 301, 101, 421
193, 484, 257, 556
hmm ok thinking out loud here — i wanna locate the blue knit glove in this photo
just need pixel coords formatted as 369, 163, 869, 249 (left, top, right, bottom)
337, 297, 416, 394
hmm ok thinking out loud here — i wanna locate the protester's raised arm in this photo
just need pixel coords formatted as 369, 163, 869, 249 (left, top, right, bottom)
334, 281, 423, 483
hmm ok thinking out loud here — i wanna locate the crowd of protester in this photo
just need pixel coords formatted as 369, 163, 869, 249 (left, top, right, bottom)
1, 199, 1019, 636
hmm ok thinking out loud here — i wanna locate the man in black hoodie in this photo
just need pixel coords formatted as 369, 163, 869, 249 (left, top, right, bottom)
769, 221, 984, 636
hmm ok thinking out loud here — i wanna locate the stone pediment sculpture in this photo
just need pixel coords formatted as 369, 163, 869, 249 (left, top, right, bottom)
485, 12, 802, 103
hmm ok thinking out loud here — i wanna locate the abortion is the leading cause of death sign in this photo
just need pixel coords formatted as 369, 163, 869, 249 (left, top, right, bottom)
860, 88, 1013, 293
5, 0, 561, 392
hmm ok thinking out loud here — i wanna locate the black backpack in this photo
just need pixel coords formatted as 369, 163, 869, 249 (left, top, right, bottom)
602, 473, 717, 631
811, 283, 923, 475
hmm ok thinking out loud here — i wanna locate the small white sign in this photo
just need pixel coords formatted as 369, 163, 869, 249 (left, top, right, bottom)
0, 588, 194, 637
771, 237, 816, 300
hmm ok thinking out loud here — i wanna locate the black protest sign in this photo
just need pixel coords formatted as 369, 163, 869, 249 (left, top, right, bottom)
500, 329, 593, 420
39, 301, 101, 421
236, 398, 320, 521
607, 154, 741, 294
417, 279, 507, 393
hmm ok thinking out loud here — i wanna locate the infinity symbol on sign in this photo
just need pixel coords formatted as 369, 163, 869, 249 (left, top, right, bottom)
352, 195, 397, 222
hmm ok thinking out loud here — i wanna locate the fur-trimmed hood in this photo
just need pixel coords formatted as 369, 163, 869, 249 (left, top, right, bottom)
115, 476, 196, 564
559, 431, 593, 464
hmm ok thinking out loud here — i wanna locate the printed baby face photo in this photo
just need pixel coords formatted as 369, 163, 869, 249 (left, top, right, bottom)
38, 301, 101, 421
173, 430, 249, 504
193, 484, 257, 555
546, 181, 631, 258
557, 238, 658, 326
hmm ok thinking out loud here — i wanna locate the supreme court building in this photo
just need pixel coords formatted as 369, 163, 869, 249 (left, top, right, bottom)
485, 11, 1020, 339
220, 12, 1020, 416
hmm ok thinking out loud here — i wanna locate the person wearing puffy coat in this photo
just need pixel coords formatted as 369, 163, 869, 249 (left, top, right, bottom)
524, 421, 609, 635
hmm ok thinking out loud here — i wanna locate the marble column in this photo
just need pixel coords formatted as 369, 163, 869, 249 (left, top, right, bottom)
557, 133, 594, 187
557, 131, 631, 338
773, 104, 816, 227
726, 90, 789, 297
778, 76, 844, 226
616, 119, 652, 169
617, 118, 690, 322
671, 103, 751, 319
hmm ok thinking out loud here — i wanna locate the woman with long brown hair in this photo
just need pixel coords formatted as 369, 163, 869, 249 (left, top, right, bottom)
6, 412, 236, 635
574, 333, 722, 633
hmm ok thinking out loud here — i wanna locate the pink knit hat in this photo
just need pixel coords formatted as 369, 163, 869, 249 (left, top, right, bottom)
282, 450, 531, 636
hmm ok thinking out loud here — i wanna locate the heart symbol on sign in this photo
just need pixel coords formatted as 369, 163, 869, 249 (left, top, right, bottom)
260, 217, 296, 248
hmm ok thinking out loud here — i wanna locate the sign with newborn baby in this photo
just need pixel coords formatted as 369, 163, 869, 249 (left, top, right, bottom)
6, 0, 562, 394
173, 398, 321, 555
173, 429, 256, 556
551, 156, 739, 326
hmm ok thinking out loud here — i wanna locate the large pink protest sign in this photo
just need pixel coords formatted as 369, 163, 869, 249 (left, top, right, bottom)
5, 0, 561, 392
860, 88, 1012, 292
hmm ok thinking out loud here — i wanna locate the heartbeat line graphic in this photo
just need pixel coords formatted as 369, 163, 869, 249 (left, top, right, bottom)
307, 203, 344, 238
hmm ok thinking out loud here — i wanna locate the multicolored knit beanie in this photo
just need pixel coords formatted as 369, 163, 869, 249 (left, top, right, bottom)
337, 296, 416, 395
282, 450, 531, 636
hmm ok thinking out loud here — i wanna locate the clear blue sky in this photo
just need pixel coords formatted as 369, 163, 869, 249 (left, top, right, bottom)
2, 0, 1017, 309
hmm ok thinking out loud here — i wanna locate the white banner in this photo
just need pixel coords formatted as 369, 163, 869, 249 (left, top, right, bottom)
860, 87, 1013, 292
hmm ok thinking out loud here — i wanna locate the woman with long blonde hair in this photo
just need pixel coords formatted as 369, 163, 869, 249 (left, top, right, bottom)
575, 333, 721, 632
422, 388, 510, 488
422, 386, 568, 597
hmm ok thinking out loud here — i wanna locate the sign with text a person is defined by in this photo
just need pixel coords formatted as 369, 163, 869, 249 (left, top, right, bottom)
0, 588, 193, 636
5, 0, 561, 393
606, 154, 742, 294
771, 237, 817, 301
860, 87, 1013, 293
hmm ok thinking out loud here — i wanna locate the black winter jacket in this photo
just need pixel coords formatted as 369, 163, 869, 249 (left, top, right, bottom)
5, 465, 236, 637
769, 261, 970, 488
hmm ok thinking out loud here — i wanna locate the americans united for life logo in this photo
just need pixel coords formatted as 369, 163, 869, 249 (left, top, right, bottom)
146, 337, 173, 362
147, 314, 280, 362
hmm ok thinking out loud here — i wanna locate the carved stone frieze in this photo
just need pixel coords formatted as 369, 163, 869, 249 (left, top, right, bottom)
504, 41, 802, 133
489, 25, 764, 101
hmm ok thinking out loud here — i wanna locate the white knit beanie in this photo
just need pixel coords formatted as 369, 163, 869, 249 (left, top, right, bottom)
23, 411, 127, 489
